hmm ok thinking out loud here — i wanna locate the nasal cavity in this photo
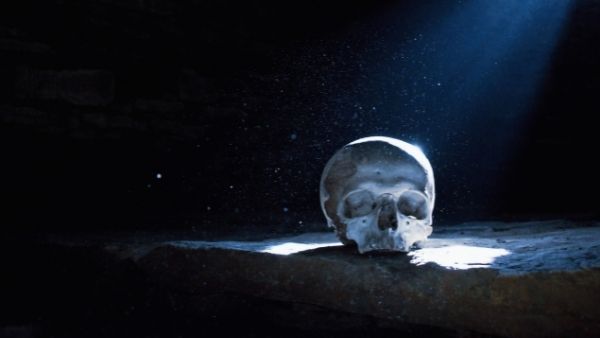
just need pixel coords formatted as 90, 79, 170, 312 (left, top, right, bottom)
377, 195, 398, 231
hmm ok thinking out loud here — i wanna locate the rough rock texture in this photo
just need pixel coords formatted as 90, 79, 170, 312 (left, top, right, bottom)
15, 68, 115, 106
34, 220, 594, 338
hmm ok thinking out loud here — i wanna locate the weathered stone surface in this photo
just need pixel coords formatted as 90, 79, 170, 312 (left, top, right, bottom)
178, 69, 209, 103
134, 99, 184, 114
0, 106, 51, 126
93, 220, 600, 338
15, 68, 114, 106
0, 38, 53, 55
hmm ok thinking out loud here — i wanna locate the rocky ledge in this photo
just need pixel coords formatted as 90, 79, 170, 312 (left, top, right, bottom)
5, 220, 600, 337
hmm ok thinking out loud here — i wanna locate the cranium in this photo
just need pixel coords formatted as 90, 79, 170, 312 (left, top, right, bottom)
319, 136, 435, 253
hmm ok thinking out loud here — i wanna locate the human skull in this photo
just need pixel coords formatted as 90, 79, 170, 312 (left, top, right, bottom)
320, 136, 435, 253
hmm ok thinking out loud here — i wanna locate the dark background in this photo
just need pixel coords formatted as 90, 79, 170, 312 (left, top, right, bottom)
1, 0, 599, 236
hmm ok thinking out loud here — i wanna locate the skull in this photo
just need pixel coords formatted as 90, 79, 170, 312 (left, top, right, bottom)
320, 136, 435, 253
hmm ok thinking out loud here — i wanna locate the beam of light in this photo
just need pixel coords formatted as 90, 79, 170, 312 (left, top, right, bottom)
260, 242, 342, 255
424, 0, 576, 134
321, 0, 576, 216
407, 245, 511, 270
358, 0, 577, 131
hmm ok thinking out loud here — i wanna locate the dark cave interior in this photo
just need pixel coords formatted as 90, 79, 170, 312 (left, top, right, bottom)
1, 0, 600, 337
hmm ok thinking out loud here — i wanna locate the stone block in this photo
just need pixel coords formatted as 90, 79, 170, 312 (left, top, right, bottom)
15, 68, 115, 106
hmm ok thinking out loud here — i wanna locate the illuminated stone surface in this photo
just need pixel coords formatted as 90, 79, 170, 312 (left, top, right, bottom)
10, 221, 600, 337
94, 220, 600, 337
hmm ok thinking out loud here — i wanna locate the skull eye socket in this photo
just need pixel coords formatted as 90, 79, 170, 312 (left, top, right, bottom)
342, 190, 376, 218
397, 190, 429, 220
